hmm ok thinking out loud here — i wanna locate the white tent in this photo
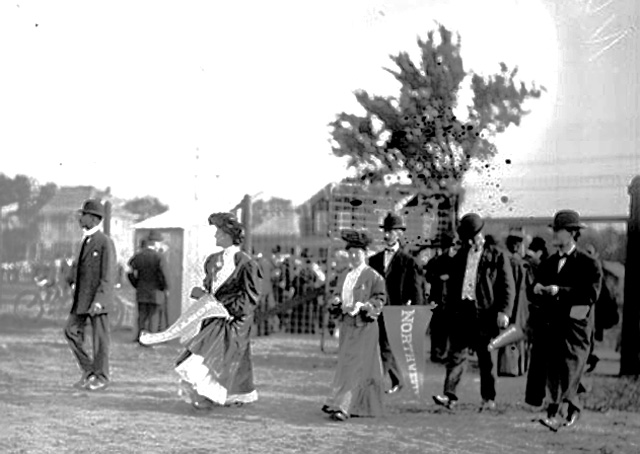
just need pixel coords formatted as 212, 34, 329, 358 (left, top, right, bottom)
133, 201, 232, 322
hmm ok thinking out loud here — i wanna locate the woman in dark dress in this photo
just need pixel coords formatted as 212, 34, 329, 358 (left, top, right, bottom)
174, 212, 262, 409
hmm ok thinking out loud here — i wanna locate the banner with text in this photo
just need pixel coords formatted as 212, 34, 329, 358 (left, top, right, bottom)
383, 306, 433, 402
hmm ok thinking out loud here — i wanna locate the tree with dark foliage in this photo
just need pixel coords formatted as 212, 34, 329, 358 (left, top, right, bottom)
329, 25, 544, 208
123, 196, 169, 222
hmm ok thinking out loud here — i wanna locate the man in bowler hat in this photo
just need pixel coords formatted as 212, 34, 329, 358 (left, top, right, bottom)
368, 212, 424, 394
532, 210, 602, 431
128, 230, 169, 344
64, 199, 116, 391
432, 213, 515, 411
424, 232, 459, 363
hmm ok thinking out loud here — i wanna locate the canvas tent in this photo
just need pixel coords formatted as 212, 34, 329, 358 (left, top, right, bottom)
132, 202, 226, 324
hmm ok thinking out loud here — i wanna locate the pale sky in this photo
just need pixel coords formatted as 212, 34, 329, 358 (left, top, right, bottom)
2, 0, 635, 216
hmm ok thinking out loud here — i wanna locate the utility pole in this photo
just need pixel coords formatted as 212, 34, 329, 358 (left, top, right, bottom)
620, 175, 640, 375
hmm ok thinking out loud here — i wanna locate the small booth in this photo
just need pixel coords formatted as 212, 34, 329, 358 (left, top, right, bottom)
132, 203, 225, 325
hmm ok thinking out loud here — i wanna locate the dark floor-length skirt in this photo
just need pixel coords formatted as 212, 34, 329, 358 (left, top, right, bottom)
175, 315, 257, 405
324, 316, 385, 417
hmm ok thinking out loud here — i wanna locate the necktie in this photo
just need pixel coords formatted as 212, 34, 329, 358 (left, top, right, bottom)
558, 253, 567, 272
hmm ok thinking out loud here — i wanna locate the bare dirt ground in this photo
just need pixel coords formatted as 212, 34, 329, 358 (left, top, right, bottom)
0, 314, 639, 454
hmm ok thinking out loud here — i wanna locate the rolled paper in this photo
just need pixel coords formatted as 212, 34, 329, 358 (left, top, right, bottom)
487, 324, 526, 351
139, 293, 229, 346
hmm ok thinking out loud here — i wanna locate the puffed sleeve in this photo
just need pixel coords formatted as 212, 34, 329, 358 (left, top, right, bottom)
202, 253, 217, 293
362, 268, 387, 320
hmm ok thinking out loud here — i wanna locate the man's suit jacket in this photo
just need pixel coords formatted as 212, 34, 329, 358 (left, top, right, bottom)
127, 248, 169, 304
530, 248, 602, 331
369, 247, 424, 306
69, 230, 116, 315
446, 245, 515, 331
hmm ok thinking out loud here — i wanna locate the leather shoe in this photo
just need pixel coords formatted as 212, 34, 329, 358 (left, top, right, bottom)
386, 384, 403, 395
331, 410, 348, 421
192, 399, 215, 410
86, 376, 109, 391
480, 400, 496, 411
72, 375, 92, 390
563, 411, 580, 428
321, 405, 335, 415
539, 416, 561, 432
432, 394, 456, 410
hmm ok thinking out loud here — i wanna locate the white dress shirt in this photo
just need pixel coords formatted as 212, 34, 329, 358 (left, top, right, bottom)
461, 247, 482, 300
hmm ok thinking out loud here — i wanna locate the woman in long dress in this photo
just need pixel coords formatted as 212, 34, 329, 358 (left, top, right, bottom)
174, 212, 261, 409
322, 229, 387, 422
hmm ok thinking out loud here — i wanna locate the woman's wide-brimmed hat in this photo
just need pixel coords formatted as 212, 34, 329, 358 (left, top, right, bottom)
208, 212, 245, 244
380, 212, 406, 231
77, 199, 104, 219
549, 209, 587, 231
457, 213, 484, 240
341, 229, 372, 250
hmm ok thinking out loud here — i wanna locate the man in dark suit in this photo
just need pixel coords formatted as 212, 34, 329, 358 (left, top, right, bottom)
533, 210, 602, 431
369, 212, 424, 394
432, 213, 515, 411
64, 199, 116, 391
425, 233, 459, 363
128, 230, 169, 344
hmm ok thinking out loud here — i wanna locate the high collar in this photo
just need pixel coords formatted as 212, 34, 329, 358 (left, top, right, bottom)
82, 224, 101, 239
558, 244, 577, 258
385, 242, 400, 253
222, 245, 240, 260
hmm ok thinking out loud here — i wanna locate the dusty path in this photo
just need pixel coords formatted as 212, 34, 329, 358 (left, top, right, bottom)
0, 320, 638, 454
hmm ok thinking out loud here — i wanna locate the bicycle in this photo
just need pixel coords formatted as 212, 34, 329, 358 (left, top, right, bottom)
13, 281, 68, 322
13, 280, 127, 329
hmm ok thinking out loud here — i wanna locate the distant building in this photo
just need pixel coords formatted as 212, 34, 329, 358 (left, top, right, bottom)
35, 186, 138, 265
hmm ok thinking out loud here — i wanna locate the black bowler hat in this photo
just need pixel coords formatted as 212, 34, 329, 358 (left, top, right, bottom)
432, 231, 456, 248
78, 199, 104, 219
507, 228, 525, 242
550, 210, 587, 231
457, 213, 484, 240
380, 212, 406, 231
147, 230, 164, 242
341, 229, 372, 250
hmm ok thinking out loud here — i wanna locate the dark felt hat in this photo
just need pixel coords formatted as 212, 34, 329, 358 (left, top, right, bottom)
550, 210, 587, 231
341, 229, 372, 250
457, 213, 484, 240
147, 230, 163, 242
528, 236, 547, 253
507, 228, 525, 242
380, 212, 406, 231
78, 199, 104, 218
432, 231, 456, 248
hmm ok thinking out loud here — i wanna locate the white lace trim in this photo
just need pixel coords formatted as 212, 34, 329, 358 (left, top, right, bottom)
175, 354, 227, 405
341, 263, 367, 311
226, 390, 258, 404
211, 245, 240, 293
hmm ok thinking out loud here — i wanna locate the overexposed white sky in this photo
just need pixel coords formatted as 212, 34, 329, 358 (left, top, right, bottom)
0, 0, 563, 209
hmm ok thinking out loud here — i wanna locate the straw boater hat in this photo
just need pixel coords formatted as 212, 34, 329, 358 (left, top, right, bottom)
78, 199, 104, 219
